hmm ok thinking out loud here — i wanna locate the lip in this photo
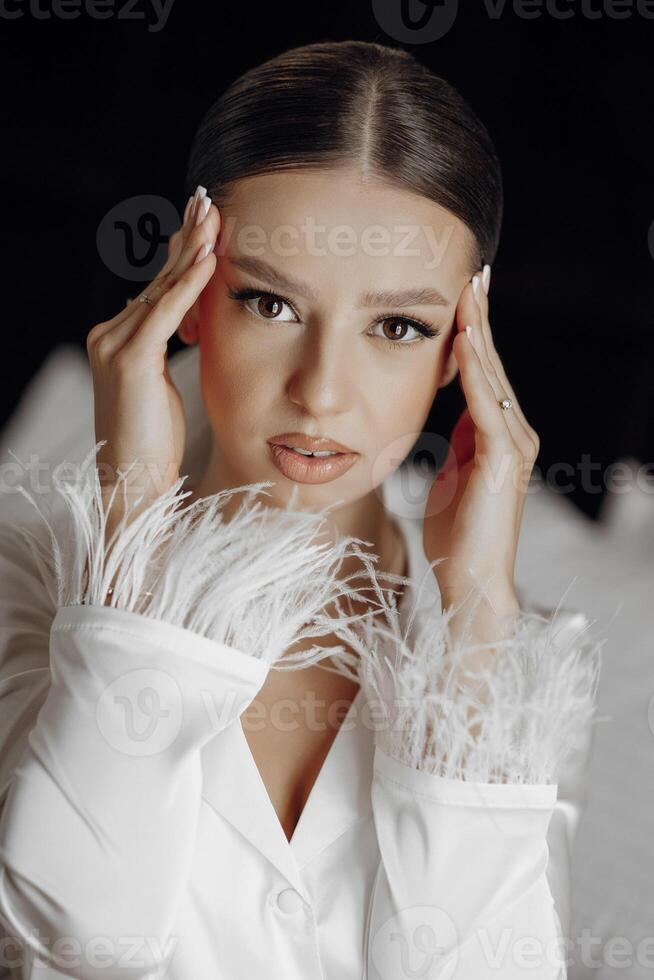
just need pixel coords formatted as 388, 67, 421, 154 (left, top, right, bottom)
267, 442, 359, 485
268, 432, 356, 454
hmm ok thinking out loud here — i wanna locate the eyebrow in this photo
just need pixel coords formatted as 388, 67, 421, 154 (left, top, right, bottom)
229, 255, 452, 308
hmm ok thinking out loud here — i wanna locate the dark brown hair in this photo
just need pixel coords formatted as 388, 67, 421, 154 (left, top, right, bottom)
185, 40, 503, 269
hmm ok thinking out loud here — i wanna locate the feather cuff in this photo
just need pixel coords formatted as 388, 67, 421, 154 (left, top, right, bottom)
339, 578, 605, 785
11, 441, 381, 670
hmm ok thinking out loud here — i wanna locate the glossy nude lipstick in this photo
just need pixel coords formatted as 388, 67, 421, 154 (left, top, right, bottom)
267, 432, 359, 485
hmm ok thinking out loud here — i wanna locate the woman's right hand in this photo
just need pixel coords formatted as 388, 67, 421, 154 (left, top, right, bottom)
86, 185, 220, 539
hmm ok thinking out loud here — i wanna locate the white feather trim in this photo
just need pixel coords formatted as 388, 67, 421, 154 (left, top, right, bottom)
334, 570, 605, 785
11, 441, 385, 670
9, 441, 605, 783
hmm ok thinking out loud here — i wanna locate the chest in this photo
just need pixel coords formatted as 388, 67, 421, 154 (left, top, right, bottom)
240, 649, 360, 842
239, 531, 408, 842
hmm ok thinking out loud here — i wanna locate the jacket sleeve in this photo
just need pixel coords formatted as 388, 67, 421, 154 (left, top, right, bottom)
353, 584, 604, 980
0, 442, 374, 980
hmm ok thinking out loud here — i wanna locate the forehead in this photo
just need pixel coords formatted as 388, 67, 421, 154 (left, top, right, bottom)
216, 169, 476, 294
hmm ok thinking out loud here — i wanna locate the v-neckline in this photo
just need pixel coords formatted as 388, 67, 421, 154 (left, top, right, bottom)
200, 679, 375, 892
234, 502, 414, 849
238, 682, 366, 848
200, 484, 438, 889
230, 507, 425, 856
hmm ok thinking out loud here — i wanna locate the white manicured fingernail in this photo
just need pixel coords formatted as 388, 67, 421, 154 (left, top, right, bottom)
482, 264, 491, 294
465, 324, 474, 346
193, 241, 212, 265
472, 275, 481, 301
191, 184, 207, 221
195, 195, 212, 226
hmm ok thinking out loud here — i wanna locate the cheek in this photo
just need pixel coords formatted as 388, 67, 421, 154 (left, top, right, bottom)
372, 347, 441, 421
197, 302, 278, 431
372, 382, 433, 457
363, 351, 441, 480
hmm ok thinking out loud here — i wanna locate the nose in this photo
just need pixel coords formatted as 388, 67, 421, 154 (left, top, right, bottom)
286, 326, 356, 418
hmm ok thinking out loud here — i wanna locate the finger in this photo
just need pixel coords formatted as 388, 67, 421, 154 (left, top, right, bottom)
457, 325, 536, 514
161, 194, 195, 272
453, 324, 514, 448
132, 194, 216, 315
122, 190, 207, 313
456, 282, 523, 446
454, 277, 537, 532
167, 196, 218, 272
160, 186, 211, 276
472, 271, 535, 439
469, 273, 538, 460
90, 190, 201, 348
458, 279, 504, 399
128, 237, 217, 358
93, 192, 217, 354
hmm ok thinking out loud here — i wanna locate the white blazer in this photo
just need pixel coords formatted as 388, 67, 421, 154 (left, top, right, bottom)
0, 353, 603, 980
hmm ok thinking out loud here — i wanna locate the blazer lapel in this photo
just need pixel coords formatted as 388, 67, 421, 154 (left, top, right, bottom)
200, 472, 438, 893
288, 685, 375, 870
200, 686, 375, 890
201, 716, 305, 893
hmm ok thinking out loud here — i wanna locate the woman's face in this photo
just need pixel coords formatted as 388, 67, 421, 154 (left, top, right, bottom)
185, 167, 477, 513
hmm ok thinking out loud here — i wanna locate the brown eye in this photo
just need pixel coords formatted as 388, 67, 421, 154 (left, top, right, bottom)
234, 290, 298, 323
257, 296, 284, 318
369, 314, 438, 348
381, 318, 412, 341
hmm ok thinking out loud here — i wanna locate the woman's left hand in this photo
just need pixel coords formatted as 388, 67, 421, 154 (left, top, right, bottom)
423, 267, 540, 627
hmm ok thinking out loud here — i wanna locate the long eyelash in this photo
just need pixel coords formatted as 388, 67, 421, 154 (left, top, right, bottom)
227, 286, 441, 348
228, 286, 299, 319
372, 312, 441, 348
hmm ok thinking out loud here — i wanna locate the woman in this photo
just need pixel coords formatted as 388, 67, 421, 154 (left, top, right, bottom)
0, 40, 601, 979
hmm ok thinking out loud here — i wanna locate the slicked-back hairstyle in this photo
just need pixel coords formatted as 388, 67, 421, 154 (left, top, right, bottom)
185, 40, 503, 270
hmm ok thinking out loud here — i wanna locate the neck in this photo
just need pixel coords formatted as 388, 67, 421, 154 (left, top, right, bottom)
187, 445, 407, 585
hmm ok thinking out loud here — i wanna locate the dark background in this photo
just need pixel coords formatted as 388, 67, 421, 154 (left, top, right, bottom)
1, 1, 652, 519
